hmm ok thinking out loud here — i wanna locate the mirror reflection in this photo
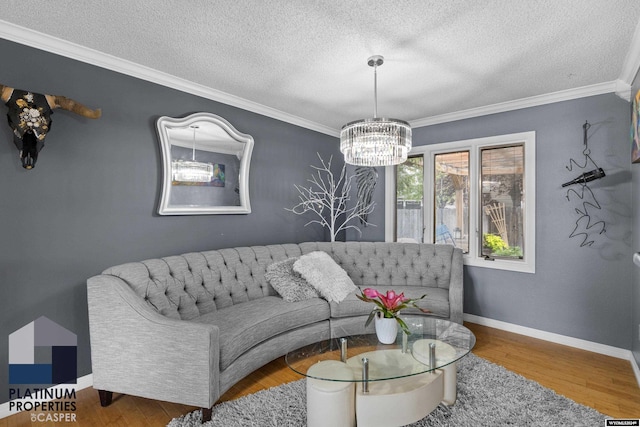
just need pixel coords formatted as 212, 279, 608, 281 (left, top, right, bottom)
157, 113, 253, 215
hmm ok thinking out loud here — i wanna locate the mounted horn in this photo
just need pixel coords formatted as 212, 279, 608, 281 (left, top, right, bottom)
0, 84, 13, 103
1, 84, 101, 169
45, 94, 102, 119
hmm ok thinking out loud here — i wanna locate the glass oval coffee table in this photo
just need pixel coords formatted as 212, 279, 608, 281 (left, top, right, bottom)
285, 317, 475, 427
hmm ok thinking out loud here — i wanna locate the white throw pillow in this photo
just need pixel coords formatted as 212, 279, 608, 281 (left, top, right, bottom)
293, 251, 357, 303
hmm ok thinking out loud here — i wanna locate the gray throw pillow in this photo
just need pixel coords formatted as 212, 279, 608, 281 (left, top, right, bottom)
293, 251, 357, 303
265, 257, 320, 302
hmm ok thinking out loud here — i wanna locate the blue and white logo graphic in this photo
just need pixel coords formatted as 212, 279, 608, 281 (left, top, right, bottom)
9, 316, 77, 385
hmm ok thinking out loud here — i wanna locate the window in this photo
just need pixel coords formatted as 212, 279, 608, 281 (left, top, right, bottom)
480, 145, 524, 260
386, 131, 535, 273
396, 156, 424, 243
434, 151, 469, 253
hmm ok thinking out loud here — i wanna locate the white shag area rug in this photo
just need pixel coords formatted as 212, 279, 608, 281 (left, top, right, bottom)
168, 353, 608, 426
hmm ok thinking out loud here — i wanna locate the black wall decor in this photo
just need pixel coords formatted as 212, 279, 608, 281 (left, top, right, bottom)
564, 121, 606, 247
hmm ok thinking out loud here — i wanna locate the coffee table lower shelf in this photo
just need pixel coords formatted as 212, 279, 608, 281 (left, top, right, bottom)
306, 348, 457, 427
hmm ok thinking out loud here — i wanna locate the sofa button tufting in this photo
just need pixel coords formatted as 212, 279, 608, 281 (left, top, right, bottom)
91, 241, 463, 411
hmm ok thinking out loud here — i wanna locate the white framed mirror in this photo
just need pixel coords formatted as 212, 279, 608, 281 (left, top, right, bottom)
156, 112, 253, 215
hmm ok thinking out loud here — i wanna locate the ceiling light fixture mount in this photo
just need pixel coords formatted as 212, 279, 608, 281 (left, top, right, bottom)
340, 55, 412, 167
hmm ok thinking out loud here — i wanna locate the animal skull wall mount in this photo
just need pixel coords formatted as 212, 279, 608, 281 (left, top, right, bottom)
0, 84, 101, 169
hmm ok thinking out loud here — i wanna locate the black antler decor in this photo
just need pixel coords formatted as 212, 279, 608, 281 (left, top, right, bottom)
564, 121, 606, 247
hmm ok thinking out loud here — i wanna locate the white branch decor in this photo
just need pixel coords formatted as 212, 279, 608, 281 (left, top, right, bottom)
287, 153, 375, 242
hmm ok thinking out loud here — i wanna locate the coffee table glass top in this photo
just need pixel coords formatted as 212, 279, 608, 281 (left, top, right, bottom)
285, 317, 475, 382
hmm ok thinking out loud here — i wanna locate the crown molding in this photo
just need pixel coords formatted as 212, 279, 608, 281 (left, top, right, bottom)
410, 81, 618, 128
618, 14, 640, 88
1, 19, 635, 137
0, 20, 339, 138
615, 79, 632, 101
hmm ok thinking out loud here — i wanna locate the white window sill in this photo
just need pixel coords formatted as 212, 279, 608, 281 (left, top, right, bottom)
463, 254, 535, 274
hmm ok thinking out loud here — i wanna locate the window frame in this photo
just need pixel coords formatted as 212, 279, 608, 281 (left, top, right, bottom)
385, 131, 536, 273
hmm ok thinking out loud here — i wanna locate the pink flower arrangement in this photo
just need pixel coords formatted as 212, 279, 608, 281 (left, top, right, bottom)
356, 288, 429, 335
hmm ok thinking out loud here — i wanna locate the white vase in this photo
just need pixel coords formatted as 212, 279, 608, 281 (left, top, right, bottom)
374, 313, 398, 344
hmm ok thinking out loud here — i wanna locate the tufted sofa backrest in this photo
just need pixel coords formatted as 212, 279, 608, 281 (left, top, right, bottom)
102, 244, 303, 320
300, 242, 456, 289
101, 242, 457, 321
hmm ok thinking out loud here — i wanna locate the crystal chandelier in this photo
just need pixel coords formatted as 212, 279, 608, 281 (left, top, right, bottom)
171, 125, 214, 183
340, 55, 412, 167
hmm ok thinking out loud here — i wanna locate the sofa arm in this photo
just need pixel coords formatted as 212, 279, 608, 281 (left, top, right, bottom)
87, 274, 220, 408
448, 248, 464, 324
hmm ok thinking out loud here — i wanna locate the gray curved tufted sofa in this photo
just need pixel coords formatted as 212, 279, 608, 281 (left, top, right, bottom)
87, 241, 463, 421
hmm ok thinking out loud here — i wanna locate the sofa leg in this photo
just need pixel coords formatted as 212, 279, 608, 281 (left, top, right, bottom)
98, 390, 113, 407
202, 407, 212, 423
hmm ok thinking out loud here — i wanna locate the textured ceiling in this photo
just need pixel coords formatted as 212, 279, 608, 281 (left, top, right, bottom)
1, 1, 640, 135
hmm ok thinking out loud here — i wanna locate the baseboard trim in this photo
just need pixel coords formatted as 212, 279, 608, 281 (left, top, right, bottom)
465, 313, 640, 388
631, 353, 640, 390
0, 374, 93, 420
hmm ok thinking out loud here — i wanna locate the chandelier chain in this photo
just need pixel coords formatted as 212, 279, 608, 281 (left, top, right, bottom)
373, 62, 378, 118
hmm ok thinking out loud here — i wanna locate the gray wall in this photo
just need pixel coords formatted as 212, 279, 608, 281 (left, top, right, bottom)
0, 39, 340, 404
632, 74, 640, 369
412, 93, 633, 350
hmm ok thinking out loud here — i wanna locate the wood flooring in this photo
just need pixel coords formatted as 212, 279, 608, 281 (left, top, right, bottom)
2, 322, 639, 426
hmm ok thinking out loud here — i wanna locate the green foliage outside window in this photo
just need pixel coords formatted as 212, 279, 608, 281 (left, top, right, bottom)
397, 157, 423, 200
483, 233, 522, 257
493, 246, 523, 257
483, 233, 507, 252
435, 170, 456, 209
